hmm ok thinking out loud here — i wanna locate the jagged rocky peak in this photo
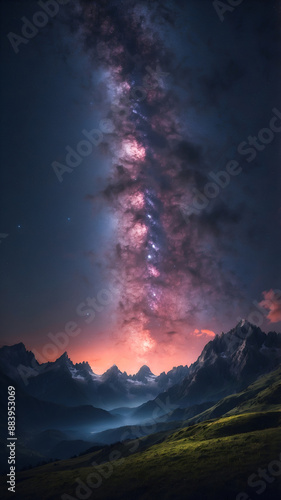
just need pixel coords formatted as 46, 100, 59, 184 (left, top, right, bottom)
108, 363, 121, 372
196, 321, 264, 364
0, 342, 27, 355
235, 319, 256, 332
75, 360, 93, 372
0, 342, 37, 367
10, 342, 26, 351
136, 365, 153, 376
102, 364, 122, 378
133, 365, 155, 382
226, 321, 266, 346
52, 351, 74, 368
57, 351, 70, 361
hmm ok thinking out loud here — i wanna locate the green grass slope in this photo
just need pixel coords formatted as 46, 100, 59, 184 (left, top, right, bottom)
1, 410, 281, 500
185, 365, 281, 424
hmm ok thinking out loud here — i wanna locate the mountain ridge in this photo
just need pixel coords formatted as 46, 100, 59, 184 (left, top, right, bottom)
1, 321, 280, 412
132, 321, 281, 419
0, 343, 189, 409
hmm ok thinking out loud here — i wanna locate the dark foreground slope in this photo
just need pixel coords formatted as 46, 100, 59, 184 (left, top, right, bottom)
1, 410, 281, 500
166, 364, 281, 425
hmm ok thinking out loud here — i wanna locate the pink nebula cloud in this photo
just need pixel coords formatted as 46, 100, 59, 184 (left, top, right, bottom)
258, 289, 281, 323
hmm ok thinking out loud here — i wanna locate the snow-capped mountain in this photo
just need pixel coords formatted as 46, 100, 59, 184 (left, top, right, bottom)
2, 321, 279, 413
0, 344, 188, 409
132, 365, 156, 383
133, 320, 281, 418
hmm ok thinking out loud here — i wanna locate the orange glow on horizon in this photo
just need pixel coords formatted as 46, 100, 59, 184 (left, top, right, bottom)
29, 326, 216, 376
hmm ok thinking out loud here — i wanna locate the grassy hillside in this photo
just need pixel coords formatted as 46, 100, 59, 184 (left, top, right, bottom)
182, 365, 281, 425
1, 410, 281, 500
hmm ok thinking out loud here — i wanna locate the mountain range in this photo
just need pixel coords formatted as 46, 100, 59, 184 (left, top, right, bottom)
0, 320, 280, 473
1, 320, 281, 416
0, 343, 189, 409
2, 365, 280, 500
133, 320, 281, 419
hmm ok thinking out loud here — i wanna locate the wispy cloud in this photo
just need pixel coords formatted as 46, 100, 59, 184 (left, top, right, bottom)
258, 290, 281, 323
192, 328, 216, 338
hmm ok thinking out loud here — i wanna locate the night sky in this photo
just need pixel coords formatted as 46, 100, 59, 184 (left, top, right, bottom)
1, 0, 281, 374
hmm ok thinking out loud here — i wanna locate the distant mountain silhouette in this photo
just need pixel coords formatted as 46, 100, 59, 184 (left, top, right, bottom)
0, 369, 117, 433
0, 344, 189, 409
